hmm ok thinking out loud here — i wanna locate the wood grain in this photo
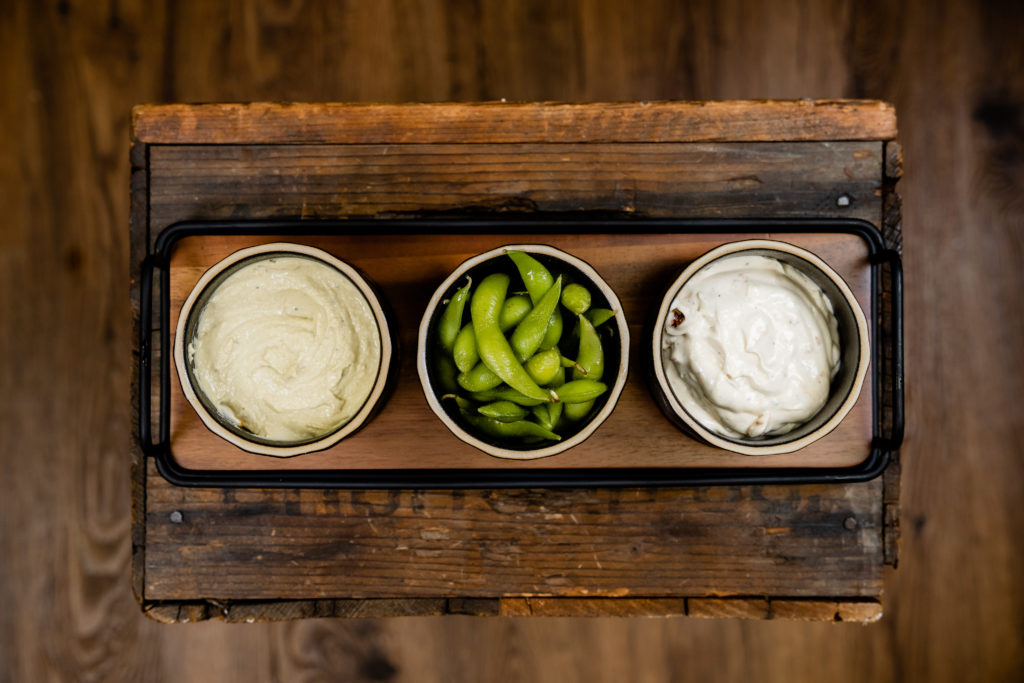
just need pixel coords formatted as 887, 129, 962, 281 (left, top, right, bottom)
132, 102, 888, 609
4, 0, 1024, 681
162, 230, 875, 472
145, 141, 884, 229
143, 459, 882, 600
131, 100, 897, 144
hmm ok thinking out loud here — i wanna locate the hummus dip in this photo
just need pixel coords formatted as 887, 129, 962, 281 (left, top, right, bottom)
661, 253, 840, 439
188, 255, 382, 442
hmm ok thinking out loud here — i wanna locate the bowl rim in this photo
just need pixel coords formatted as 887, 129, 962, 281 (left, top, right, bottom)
173, 242, 394, 457
416, 243, 630, 460
649, 239, 870, 456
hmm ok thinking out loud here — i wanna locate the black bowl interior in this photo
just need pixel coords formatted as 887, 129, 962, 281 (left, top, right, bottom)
424, 247, 623, 451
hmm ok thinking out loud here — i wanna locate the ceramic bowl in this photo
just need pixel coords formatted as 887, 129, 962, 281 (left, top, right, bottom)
174, 242, 395, 457
417, 244, 629, 460
649, 239, 870, 455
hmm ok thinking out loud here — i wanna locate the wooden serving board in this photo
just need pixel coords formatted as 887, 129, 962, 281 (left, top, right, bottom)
165, 229, 873, 473
131, 101, 902, 621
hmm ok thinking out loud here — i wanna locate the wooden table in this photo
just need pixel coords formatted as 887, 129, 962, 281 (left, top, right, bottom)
130, 101, 902, 623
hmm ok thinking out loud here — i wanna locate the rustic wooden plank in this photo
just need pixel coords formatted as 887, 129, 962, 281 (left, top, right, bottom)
688, 597, 881, 622
129, 138, 149, 607
132, 101, 898, 145
883, 453, 901, 568
143, 459, 883, 601
882, 141, 903, 252
447, 599, 502, 616
143, 598, 449, 623
884, 140, 903, 180
770, 599, 883, 622
836, 600, 885, 624
139, 596, 884, 622
769, 600, 848, 621
500, 598, 689, 617
147, 142, 883, 233
687, 598, 771, 619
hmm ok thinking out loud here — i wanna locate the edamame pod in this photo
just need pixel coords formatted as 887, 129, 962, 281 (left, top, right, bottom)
462, 412, 562, 442
585, 308, 616, 328
538, 308, 563, 351
470, 273, 552, 402
510, 276, 562, 362
478, 400, 530, 422
468, 386, 546, 406
564, 399, 594, 422
545, 367, 566, 429
506, 250, 554, 305
555, 379, 607, 404
438, 276, 471, 352
573, 314, 604, 381
433, 354, 459, 394
561, 283, 592, 315
499, 295, 532, 332
457, 361, 504, 392
524, 347, 561, 385
531, 404, 555, 430
453, 323, 478, 373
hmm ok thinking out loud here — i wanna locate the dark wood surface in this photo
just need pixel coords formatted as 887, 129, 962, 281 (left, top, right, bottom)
4, 0, 1023, 681
144, 465, 884, 601
132, 102, 893, 607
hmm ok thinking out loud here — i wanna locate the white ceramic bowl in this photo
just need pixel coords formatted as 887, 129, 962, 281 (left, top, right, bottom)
417, 244, 629, 460
649, 239, 870, 455
174, 242, 395, 457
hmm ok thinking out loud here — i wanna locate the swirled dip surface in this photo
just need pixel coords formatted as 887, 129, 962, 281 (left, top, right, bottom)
662, 254, 840, 439
188, 255, 381, 442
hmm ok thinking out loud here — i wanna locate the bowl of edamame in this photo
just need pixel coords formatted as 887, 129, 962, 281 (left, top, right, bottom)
417, 244, 629, 460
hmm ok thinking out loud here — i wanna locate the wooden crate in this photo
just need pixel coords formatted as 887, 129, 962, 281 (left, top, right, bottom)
130, 101, 901, 623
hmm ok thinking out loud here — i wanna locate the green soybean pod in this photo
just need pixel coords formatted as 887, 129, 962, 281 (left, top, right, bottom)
453, 323, 479, 373
561, 283, 592, 315
438, 276, 471, 352
545, 367, 566, 429
560, 353, 587, 376
463, 413, 562, 442
510, 276, 562, 363
506, 250, 554, 305
442, 393, 474, 412
563, 399, 594, 422
573, 314, 604, 381
524, 347, 561, 385
556, 379, 607, 404
470, 273, 552, 402
457, 361, 504, 392
585, 308, 616, 328
478, 400, 530, 422
531, 404, 555, 431
499, 294, 533, 332
468, 386, 546, 406
538, 308, 563, 351
433, 354, 459, 394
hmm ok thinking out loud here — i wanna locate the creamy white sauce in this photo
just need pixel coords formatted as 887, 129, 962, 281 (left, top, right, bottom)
188, 255, 381, 442
662, 254, 840, 439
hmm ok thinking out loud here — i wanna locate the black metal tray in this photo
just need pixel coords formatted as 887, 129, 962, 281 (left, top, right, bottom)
138, 217, 903, 488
